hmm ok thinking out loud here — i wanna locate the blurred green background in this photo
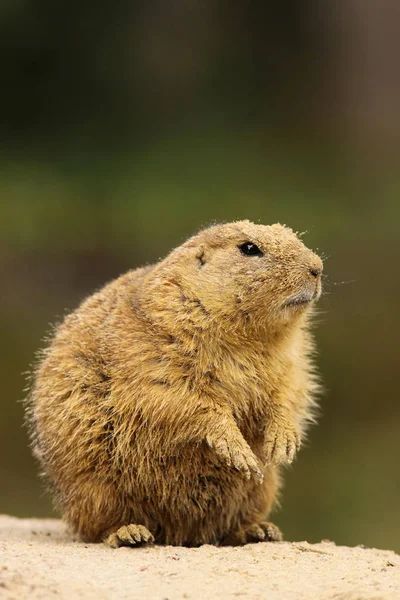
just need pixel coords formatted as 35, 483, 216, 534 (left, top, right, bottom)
1, 1, 399, 552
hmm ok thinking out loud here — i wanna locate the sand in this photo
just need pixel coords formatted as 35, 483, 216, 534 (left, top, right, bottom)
0, 515, 399, 599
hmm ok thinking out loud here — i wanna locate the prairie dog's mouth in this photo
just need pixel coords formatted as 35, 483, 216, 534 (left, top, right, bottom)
283, 290, 319, 308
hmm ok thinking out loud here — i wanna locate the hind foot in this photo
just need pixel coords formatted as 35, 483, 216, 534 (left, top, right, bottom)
104, 524, 154, 548
222, 521, 283, 546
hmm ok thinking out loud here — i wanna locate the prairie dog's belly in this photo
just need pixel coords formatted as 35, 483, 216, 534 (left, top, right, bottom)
117, 440, 272, 546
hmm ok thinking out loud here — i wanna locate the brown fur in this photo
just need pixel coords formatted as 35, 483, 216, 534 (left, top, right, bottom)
26, 220, 323, 547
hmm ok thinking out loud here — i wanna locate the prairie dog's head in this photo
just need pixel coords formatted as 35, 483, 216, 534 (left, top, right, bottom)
150, 220, 323, 334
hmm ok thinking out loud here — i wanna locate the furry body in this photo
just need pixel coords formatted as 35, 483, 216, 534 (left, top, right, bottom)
27, 221, 323, 547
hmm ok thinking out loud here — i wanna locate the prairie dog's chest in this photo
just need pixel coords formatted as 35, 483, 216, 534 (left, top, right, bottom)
214, 347, 288, 416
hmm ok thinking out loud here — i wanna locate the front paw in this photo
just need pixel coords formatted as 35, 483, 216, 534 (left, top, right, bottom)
207, 434, 263, 482
263, 422, 300, 465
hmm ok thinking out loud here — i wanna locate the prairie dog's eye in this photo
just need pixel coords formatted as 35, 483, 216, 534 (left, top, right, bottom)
238, 242, 264, 257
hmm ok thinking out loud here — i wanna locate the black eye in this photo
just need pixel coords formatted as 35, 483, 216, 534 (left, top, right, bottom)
238, 242, 264, 257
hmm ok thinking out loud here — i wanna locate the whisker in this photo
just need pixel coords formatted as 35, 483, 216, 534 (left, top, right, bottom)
331, 280, 358, 286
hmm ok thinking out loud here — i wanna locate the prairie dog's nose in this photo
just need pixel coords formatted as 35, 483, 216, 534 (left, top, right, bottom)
309, 266, 322, 278
308, 256, 323, 278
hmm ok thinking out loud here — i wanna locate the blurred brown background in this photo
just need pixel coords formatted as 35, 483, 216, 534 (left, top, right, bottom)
1, 1, 399, 551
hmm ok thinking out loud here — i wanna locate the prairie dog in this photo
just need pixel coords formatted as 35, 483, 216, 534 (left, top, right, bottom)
27, 220, 323, 547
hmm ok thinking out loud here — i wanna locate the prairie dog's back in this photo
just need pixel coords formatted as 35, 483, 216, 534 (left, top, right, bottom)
29, 266, 153, 485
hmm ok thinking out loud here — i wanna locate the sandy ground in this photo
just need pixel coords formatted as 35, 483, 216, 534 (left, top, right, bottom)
0, 515, 399, 600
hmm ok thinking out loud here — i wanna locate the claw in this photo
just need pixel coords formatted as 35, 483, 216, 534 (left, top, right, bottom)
209, 434, 262, 481
104, 524, 154, 548
264, 425, 301, 466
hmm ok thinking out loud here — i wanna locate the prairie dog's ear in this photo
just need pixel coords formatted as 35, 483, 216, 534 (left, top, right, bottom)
195, 246, 206, 267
